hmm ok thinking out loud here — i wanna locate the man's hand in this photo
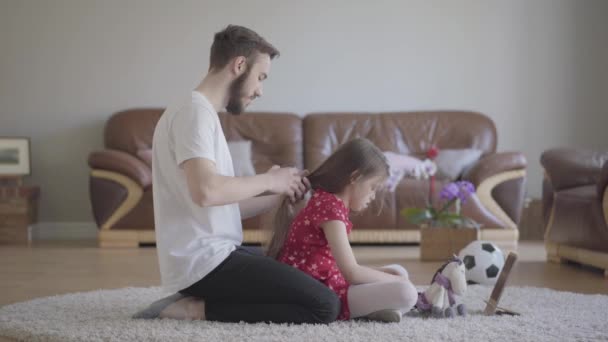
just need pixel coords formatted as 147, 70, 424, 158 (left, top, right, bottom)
299, 169, 312, 195
266, 166, 309, 203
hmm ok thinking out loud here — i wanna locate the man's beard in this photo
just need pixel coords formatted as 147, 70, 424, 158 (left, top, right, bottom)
226, 68, 251, 115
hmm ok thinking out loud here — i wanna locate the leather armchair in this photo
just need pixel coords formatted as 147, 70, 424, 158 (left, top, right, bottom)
88, 109, 161, 247
541, 149, 608, 276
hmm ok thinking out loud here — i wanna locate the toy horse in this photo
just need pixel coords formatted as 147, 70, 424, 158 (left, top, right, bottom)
416, 255, 467, 318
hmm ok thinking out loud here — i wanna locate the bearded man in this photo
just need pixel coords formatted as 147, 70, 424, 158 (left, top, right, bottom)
133, 25, 340, 324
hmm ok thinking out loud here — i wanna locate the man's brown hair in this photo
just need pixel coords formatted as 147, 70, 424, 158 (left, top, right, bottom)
209, 25, 280, 71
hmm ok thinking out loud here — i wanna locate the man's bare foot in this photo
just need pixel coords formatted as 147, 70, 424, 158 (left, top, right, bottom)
159, 296, 206, 320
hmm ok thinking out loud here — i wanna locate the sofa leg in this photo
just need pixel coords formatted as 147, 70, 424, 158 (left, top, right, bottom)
545, 241, 564, 264
545, 244, 557, 263
546, 247, 565, 264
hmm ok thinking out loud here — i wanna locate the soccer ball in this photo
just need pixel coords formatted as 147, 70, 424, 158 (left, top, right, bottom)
458, 241, 505, 285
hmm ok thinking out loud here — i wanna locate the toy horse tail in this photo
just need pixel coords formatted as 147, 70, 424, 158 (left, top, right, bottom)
415, 291, 431, 311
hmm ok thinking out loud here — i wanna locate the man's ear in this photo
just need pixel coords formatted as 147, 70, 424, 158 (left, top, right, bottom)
230, 56, 248, 76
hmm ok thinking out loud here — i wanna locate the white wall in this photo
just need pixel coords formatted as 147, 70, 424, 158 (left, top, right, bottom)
1, 0, 607, 225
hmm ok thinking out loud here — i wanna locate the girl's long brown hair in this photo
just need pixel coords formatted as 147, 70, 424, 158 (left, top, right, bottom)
264, 138, 390, 259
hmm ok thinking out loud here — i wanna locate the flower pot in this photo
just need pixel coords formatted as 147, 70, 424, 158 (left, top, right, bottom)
419, 226, 480, 261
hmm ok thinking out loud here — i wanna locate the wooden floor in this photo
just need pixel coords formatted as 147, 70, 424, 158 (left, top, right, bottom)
1, 241, 607, 309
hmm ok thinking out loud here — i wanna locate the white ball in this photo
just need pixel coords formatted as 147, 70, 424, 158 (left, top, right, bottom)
458, 241, 505, 285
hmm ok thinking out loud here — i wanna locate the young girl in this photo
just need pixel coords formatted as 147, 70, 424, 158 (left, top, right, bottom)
266, 138, 418, 322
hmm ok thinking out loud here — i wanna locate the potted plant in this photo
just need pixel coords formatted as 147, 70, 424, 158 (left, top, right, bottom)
400, 147, 480, 261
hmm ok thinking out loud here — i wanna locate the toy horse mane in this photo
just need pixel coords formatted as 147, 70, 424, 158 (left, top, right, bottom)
431, 255, 463, 283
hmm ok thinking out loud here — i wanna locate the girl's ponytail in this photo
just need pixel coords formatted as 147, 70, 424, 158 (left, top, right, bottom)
265, 138, 389, 258
265, 196, 295, 259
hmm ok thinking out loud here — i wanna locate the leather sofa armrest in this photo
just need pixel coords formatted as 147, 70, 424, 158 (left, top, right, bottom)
463, 152, 527, 186
599, 161, 608, 227
540, 148, 608, 191
463, 152, 527, 229
598, 160, 608, 200
88, 149, 152, 188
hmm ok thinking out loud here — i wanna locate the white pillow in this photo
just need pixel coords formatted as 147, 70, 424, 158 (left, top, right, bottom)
228, 140, 256, 177
434, 149, 483, 180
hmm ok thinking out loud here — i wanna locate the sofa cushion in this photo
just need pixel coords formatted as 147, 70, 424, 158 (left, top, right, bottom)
219, 113, 303, 172
303, 112, 496, 171
435, 149, 482, 180
228, 140, 256, 177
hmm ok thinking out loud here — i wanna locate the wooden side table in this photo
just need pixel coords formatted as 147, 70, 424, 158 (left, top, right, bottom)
0, 181, 40, 244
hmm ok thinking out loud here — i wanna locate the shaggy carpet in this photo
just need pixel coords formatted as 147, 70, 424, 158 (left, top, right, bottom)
1, 286, 607, 342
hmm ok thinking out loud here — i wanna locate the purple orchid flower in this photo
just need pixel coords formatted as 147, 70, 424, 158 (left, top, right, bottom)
439, 181, 475, 204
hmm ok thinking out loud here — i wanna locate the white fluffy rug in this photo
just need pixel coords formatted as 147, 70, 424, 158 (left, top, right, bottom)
1, 286, 607, 342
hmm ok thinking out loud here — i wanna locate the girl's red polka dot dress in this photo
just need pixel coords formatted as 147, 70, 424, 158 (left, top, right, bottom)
278, 189, 353, 320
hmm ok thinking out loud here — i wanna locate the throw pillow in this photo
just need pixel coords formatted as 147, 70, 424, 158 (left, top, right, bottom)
228, 140, 256, 177
136, 149, 153, 168
434, 149, 483, 180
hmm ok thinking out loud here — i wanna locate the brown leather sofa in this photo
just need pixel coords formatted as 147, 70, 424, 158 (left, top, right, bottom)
89, 109, 526, 249
541, 149, 608, 276
302, 112, 526, 251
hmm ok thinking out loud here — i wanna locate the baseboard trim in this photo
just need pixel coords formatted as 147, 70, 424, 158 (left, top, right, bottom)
30, 223, 520, 248
243, 228, 518, 250
31, 222, 98, 241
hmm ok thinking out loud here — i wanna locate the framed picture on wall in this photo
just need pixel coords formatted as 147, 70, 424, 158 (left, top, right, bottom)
0, 137, 31, 176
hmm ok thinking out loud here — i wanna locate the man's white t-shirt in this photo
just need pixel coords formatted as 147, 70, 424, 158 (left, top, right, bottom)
152, 91, 243, 293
